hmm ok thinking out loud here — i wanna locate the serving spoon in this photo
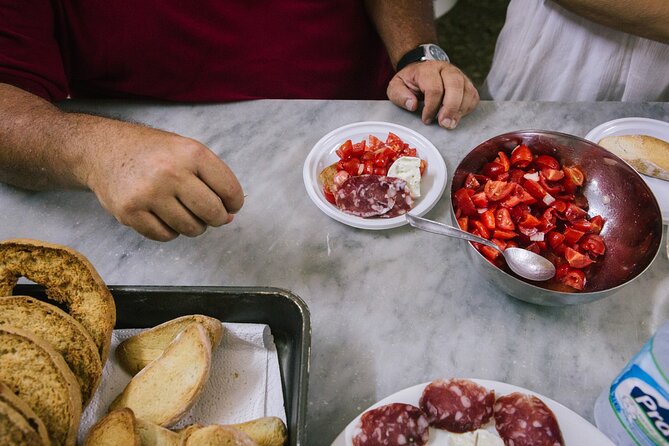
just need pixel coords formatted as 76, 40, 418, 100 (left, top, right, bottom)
406, 214, 556, 281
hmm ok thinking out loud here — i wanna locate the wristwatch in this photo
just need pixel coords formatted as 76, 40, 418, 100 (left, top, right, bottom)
396, 44, 450, 71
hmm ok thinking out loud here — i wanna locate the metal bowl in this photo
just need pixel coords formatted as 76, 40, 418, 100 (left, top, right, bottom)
450, 130, 663, 305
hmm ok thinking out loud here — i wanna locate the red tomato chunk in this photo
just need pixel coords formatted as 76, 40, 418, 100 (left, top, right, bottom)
453, 145, 606, 291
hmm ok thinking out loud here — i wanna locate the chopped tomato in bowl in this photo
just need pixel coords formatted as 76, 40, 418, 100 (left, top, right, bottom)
450, 130, 662, 305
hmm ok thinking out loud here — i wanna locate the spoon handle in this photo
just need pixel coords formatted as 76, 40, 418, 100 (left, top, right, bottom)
405, 214, 500, 252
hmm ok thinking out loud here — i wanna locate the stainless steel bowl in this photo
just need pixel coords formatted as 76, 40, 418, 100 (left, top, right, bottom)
450, 130, 663, 306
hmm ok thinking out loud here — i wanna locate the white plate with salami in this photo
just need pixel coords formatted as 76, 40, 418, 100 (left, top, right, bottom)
330, 378, 615, 446
303, 121, 447, 230
584, 117, 669, 224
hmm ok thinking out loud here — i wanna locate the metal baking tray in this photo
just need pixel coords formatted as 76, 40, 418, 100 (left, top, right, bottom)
15, 285, 311, 446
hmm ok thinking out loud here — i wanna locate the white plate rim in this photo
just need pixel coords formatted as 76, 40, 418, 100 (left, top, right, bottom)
584, 117, 669, 224
303, 121, 447, 230
330, 378, 615, 446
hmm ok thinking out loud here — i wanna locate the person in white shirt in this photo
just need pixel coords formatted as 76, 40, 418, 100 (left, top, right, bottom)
482, 0, 669, 101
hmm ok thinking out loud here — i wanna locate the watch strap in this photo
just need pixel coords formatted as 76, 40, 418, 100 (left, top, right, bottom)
396, 44, 449, 72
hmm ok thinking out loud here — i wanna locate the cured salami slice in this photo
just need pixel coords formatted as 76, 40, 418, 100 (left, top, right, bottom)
494, 392, 564, 446
352, 403, 429, 446
379, 177, 414, 218
334, 175, 411, 218
419, 379, 495, 433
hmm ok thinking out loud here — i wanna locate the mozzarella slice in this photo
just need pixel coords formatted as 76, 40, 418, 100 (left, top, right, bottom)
475, 430, 504, 446
447, 432, 477, 446
387, 156, 422, 198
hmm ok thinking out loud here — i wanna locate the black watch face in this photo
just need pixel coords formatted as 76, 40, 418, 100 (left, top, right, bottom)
427, 44, 447, 61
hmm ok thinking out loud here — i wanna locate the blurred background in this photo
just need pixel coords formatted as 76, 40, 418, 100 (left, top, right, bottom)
434, 0, 510, 88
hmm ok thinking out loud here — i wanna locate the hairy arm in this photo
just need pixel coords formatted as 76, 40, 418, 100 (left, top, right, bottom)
363, 0, 436, 68
0, 83, 89, 189
553, 0, 669, 43
0, 83, 244, 241
363, 0, 479, 129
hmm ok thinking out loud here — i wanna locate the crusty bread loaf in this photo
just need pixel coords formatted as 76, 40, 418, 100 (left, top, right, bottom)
116, 315, 223, 375
0, 296, 103, 405
109, 323, 212, 427
184, 425, 258, 446
0, 239, 116, 362
598, 134, 669, 181
84, 408, 140, 446
228, 417, 287, 446
135, 418, 183, 446
0, 399, 48, 446
0, 382, 50, 445
0, 325, 82, 446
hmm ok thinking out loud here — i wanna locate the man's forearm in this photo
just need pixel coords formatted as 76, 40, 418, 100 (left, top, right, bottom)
553, 0, 669, 43
0, 83, 92, 190
364, 0, 437, 68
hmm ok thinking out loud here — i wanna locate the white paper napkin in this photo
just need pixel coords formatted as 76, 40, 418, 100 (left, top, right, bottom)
78, 322, 286, 443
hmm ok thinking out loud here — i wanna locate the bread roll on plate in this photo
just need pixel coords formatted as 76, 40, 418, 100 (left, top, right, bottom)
598, 134, 669, 181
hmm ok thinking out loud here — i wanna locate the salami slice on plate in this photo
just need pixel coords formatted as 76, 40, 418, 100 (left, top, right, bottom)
334, 175, 412, 218
351, 403, 429, 446
419, 378, 495, 433
379, 177, 414, 218
494, 392, 564, 446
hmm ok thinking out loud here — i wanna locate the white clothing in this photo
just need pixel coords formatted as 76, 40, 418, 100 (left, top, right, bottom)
482, 0, 669, 101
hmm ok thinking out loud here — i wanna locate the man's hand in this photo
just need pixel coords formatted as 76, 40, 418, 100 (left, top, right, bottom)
83, 124, 244, 241
387, 60, 479, 129
0, 82, 243, 242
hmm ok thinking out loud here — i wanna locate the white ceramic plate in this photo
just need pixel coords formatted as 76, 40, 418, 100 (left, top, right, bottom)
330, 379, 615, 446
303, 122, 447, 230
585, 117, 669, 224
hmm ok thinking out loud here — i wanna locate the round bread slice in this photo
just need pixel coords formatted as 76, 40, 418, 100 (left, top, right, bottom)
0, 399, 47, 446
0, 382, 50, 445
109, 323, 211, 427
0, 325, 82, 446
0, 296, 103, 405
116, 314, 223, 375
84, 408, 140, 446
0, 238, 116, 362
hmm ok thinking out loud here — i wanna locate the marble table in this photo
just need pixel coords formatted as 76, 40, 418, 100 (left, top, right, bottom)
1, 99, 667, 444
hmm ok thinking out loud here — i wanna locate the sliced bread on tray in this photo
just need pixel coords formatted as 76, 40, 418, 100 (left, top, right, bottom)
184, 424, 258, 446
0, 382, 50, 446
116, 314, 223, 375
84, 408, 140, 446
0, 238, 116, 362
0, 295, 103, 405
0, 398, 47, 446
109, 323, 212, 427
0, 325, 82, 446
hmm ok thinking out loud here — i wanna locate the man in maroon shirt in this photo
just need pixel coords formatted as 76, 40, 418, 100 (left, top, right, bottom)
0, 1, 478, 241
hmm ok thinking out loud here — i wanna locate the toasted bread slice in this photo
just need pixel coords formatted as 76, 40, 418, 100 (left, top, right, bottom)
0, 239, 116, 362
598, 134, 669, 181
0, 296, 103, 405
0, 382, 50, 445
84, 408, 140, 446
318, 162, 339, 193
116, 315, 223, 375
0, 325, 81, 446
135, 418, 183, 446
184, 425, 258, 446
110, 323, 212, 427
228, 417, 287, 446
0, 399, 47, 446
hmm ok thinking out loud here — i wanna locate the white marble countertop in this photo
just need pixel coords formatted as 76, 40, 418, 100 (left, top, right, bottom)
1, 99, 668, 444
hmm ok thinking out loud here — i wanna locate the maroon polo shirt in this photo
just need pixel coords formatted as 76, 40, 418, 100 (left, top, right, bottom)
0, 1, 394, 102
